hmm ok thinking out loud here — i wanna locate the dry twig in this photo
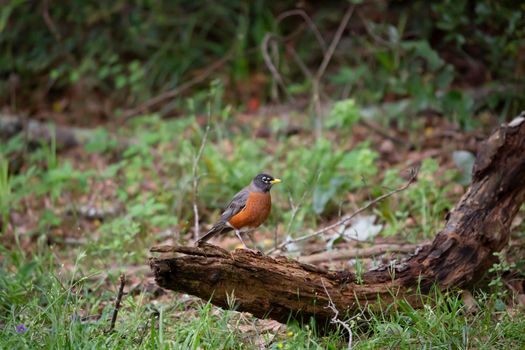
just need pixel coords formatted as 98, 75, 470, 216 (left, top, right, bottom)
192, 111, 211, 240
298, 242, 425, 264
264, 8, 326, 92
261, 34, 290, 100
267, 168, 418, 255
42, 0, 62, 43
261, 5, 356, 111
312, 4, 355, 137
108, 274, 126, 333
321, 279, 354, 349
276, 9, 327, 54
315, 4, 355, 81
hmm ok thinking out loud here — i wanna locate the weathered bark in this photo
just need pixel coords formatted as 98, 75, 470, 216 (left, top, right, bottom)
150, 113, 525, 325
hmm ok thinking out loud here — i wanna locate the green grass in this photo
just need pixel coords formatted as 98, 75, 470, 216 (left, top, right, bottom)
357, 288, 525, 349
1, 245, 524, 349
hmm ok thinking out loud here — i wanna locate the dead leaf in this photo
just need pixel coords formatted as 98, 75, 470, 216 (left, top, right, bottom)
340, 215, 383, 241
517, 294, 525, 307
462, 290, 478, 313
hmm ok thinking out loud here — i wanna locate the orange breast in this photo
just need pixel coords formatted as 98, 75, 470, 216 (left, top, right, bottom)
228, 192, 271, 230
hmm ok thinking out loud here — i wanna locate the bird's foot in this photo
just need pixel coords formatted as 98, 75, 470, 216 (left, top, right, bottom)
235, 230, 263, 255
241, 245, 263, 255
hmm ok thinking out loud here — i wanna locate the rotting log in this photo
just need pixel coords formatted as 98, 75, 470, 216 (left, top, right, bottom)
150, 112, 525, 325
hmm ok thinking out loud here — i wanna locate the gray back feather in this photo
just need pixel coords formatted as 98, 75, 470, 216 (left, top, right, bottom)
218, 184, 254, 222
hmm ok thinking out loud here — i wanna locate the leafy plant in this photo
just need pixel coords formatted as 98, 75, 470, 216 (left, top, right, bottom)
326, 98, 361, 129
488, 252, 515, 303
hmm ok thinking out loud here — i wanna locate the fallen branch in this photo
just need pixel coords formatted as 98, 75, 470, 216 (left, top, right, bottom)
266, 167, 418, 255
298, 243, 425, 264
150, 112, 525, 326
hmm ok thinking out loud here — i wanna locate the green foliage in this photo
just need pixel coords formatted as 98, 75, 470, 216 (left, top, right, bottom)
278, 139, 378, 225
325, 2, 524, 129
432, 0, 524, 78
379, 159, 456, 239
488, 252, 516, 302
442, 90, 476, 130
0, 1, 287, 107
326, 99, 361, 129
84, 128, 120, 154
3, 1, 522, 126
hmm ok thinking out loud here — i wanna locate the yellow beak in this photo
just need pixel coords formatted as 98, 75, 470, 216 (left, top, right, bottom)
270, 178, 282, 184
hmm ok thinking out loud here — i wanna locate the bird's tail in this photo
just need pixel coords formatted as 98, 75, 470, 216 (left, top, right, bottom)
196, 222, 231, 244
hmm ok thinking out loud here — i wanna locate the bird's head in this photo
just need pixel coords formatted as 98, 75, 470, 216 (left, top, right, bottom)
253, 173, 281, 192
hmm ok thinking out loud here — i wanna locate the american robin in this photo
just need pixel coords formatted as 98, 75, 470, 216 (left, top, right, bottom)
197, 173, 281, 249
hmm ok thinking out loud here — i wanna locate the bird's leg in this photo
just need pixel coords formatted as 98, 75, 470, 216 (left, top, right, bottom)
235, 230, 250, 250
234, 230, 260, 254
236, 230, 264, 254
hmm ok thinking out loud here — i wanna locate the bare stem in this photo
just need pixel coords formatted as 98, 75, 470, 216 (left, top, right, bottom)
267, 168, 418, 255
192, 111, 211, 240
261, 33, 290, 99
276, 9, 327, 54
108, 274, 126, 333
321, 279, 354, 349
315, 4, 355, 80
312, 4, 355, 138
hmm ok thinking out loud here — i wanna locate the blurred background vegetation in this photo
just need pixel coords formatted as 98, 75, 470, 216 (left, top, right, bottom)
1, 0, 524, 125
1, 1, 525, 348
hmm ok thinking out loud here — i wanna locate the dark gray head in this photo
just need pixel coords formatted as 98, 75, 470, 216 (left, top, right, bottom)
252, 173, 281, 192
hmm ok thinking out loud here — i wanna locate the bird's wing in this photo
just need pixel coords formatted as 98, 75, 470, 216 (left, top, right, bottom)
219, 187, 250, 222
